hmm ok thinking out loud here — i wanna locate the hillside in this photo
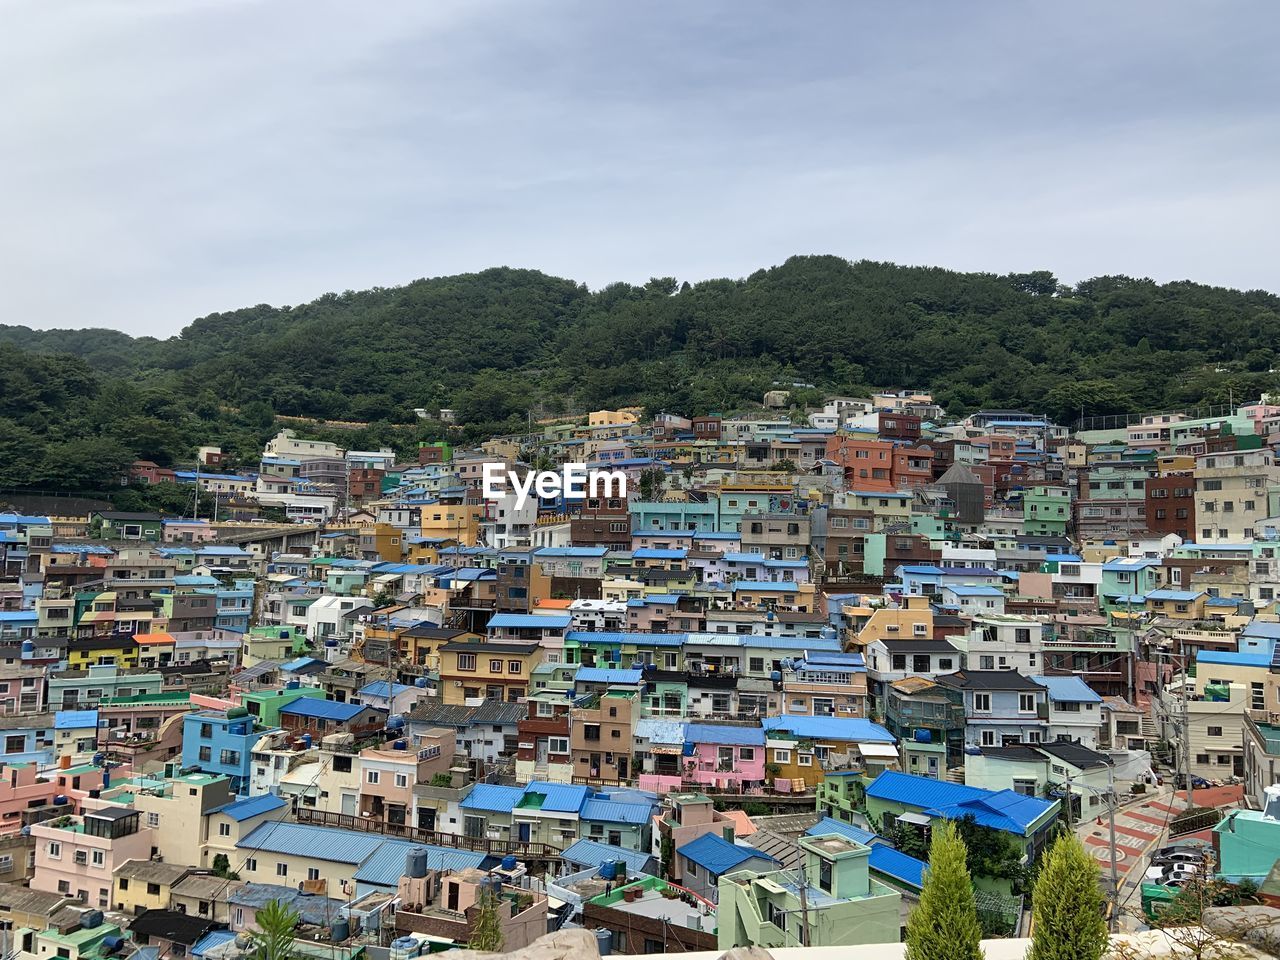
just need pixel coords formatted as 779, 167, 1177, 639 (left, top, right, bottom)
3, 255, 1280, 493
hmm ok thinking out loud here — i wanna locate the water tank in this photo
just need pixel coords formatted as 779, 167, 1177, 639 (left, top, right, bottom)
599, 861, 616, 881
330, 918, 351, 942
769, 670, 782, 683
102, 769, 110, 789
325, 638, 338, 648
287, 680, 300, 689
93, 753, 106, 767
226, 706, 250, 719
81, 910, 104, 930
389, 937, 420, 960
386, 715, 405, 731
102, 935, 124, 954
301, 734, 312, 749
914, 729, 932, 744
279, 629, 290, 639
613, 860, 627, 884
501, 855, 517, 871
53, 795, 68, 806
820, 625, 837, 640
394, 739, 408, 751
414, 677, 428, 689
405, 847, 430, 878
594, 928, 613, 956
21, 640, 34, 657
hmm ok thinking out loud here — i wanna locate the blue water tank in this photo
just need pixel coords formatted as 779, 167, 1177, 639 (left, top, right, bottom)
769, 670, 782, 683
325, 638, 338, 648
287, 680, 300, 689
102, 769, 111, 789
414, 677, 428, 689
81, 910, 104, 930
386, 715, 405, 731
53, 795, 68, 806
21, 640, 34, 657
406, 847, 429, 878
301, 734, 312, 748
102, 935, 124, 954
600, 861, 617, 881
394, 739, 408, 750
330, 918, 350, 942
914, 729, 932, 744
279, 630, 290, 639
501, 855, 517, 871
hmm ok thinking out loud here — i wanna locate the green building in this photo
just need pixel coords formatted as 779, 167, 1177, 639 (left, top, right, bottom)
1022, 486, 1071, 537
88, 511, 164, 541
1215, 804, 1280, 884
240, 686, 327, 727
717, 833, 901, 949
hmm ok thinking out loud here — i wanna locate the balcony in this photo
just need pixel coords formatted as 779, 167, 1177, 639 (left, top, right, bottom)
1245, 711, 1280, 756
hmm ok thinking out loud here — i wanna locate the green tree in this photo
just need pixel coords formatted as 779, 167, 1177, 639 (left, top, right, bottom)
250, 899, 301, 960
637, 467, 665, 502
774, 458, 797, 473
469, 885, 505, 952
211, 852, 240, 881
904, 820, 982, 960
1027, 833, 1108, 960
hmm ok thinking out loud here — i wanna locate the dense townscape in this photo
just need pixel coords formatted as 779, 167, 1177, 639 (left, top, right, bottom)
4, 391, 1280, 959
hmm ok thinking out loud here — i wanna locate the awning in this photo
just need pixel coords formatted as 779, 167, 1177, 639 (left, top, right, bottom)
858, 743, 901, 760
897, 811, 932, 827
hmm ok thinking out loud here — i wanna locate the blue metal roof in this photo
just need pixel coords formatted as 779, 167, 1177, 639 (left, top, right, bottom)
358, 681, 414, 699
1196, 650, 1272, 668
580, 797, 655, 825
574, 667, 644, 685
677, 832, 776, 875
353, 838, 488, 887
278, 699, 370, 722
805, 816, 880, 847
722, 553, 767, 563
945, 585, 1004, 597
633, 548, 687, 559
487, 613, 572, 629
565, 630, 687, 647
210, 793, 288, 822
867, 771, 1056, 836
523, 781, 590, 813
731, 580, 800, 592
1242, 621, 1280, 640
1032, 675, 1103, 704
634, 718, 686, 744
1146, 590, 1205, 602
461, 783, 525, 813
192, 931, 237, 957
761, 716, 896, 743
534, 547, 609, 558
54, 710, 98, 730
683, 723, 765, 746
237, 821, 384, 864
561, 837, 654, 874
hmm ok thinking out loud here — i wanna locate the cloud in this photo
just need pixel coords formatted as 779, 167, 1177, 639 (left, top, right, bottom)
2, 0, 1279, 334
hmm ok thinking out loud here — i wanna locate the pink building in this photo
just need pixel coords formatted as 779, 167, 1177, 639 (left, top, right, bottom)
0, 761, 108, 837
357, 730, 453, 828
31, 807, 154, 909
681, 724, 766, 791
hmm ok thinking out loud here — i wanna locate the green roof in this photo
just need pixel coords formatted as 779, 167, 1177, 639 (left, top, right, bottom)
102, 691, 190, 706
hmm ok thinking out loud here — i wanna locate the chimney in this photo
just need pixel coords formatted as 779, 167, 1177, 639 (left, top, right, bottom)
722, 824, 735, 844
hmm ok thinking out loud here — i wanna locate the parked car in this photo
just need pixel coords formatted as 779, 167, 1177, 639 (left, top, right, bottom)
1172, 774, 1212, 789
1151, 850, 1205, 868
1145, 862, 1200, 883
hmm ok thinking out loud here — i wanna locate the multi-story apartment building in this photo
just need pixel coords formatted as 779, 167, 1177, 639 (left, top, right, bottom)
1195, 448, 1280, 542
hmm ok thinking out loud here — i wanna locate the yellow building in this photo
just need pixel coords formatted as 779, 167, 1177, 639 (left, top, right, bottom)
421, 503, 485, 546
588, 409, 639, 428
1145, 590, 1209, 620
851, 596, 934, 650
113, 860, 195, 915
66, 635, 140, 671
361, 523, 406, 563
439, 639, 543, 705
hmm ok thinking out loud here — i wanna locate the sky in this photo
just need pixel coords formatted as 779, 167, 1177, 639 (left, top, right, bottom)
3, 0, 1280, 336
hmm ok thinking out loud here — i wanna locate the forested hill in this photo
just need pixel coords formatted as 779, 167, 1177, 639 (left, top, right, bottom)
3, 255, 1280, 492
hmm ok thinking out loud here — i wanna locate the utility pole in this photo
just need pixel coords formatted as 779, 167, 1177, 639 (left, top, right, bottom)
1063, 777, 1072, 829
1182, 652, 1194, 811
1106, 764, 1119, 932
795, 838, 811, 947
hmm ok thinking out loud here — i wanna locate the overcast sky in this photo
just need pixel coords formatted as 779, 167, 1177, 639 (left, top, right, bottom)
4, 1, 1279, 336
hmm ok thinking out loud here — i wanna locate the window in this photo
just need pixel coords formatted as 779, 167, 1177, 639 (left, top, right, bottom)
200, 723, 213, 738
773, 749, 791, 764
367, 770, 380, 784
686, 861, 698, 879
798, 753, 813, 766
548, 737, 569, 754
395, 773, 409, 788
980, 730, 996, 746
307, 868, 321, 881
246, 858, 257, 872
218, 822, 231, 837
1253, 683, 1265, 710
119, 878, 129, 890
198, 746, 212, 763
489, 659, 503, 673
47, 841, 61, 859
146, 881, 160, 895
818, 858, 833, 893
979, 656, 995, 670
147, 812, 160, 828
739, 747, 755, 761
508, 660, 522, 674
1207, 726, 1223, 737
974, 693, 991, 713
1019, 693, 1036, 714
938, 658, 953, 671
276, 862, 288, 877
4, 735, 25, 754
458, 654, 477, 671
92, 850, 105, 867
1196, 754, 1210, 765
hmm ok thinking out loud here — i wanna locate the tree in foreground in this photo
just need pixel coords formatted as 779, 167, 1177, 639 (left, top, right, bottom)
251, 900, 301, 960
905, 820, 983, 960
469, 884, 505, 952
1027, 833, 1108, 960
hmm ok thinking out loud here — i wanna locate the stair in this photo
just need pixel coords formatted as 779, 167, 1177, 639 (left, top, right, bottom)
946, 766, 966, 784
1140, 715, 1159, 739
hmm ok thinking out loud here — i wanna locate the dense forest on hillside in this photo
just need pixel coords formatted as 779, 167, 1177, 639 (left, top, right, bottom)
3, 255, 1280, 493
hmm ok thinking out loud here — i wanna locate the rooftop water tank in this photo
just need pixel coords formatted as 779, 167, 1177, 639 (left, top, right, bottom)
406, 847, 429, 878
501, 855, 517, 871
330, 918, 351, 942
414, 677, 428, 688
81, 910, 104, 930
594, 928, 613, 956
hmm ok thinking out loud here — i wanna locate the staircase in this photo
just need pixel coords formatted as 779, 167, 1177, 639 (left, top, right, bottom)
946, 766, 966, 784
1140, 715, 1159, 740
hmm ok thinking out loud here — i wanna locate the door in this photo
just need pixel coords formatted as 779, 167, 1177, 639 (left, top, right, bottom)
518, 822, 531, 843
926, 755, 939, 777
417, 807, 436, 832
618, 756, 628, 780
